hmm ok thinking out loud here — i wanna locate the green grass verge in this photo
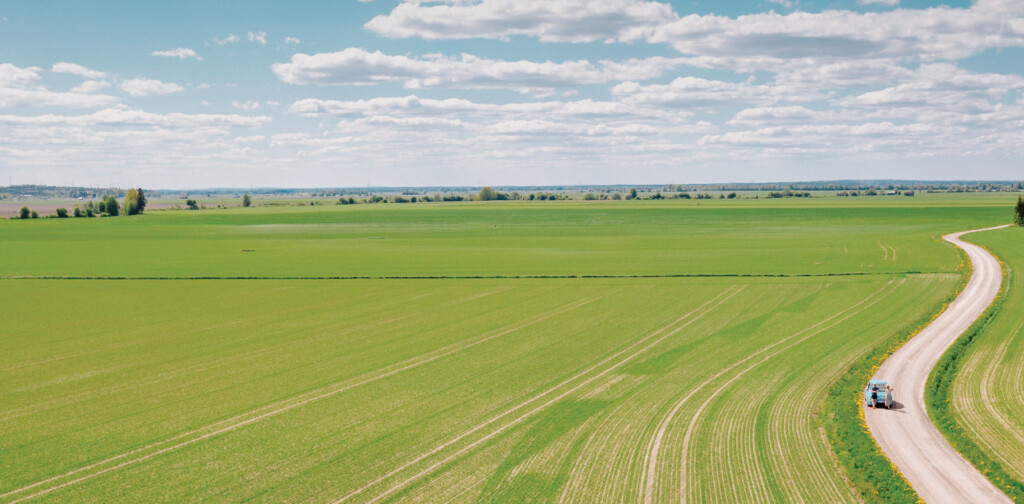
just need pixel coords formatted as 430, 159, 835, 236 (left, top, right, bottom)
926, 249, 1024, 502
822, 243, 969, 503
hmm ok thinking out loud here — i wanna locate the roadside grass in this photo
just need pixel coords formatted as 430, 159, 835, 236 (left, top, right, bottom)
934, 227, 1024, 501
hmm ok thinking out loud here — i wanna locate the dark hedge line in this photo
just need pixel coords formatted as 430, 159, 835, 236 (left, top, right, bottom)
926, 256, 1024, 502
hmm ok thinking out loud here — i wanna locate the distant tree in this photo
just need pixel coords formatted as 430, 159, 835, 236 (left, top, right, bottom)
242, 193, 252, 207
1015, 196, 1024, 226
124, 188, 140, 215
30, 210, 39, 219
85, 207, 95, 218
185, 199, 199, 210
97, 200, 106, 213
477, 186, 498, 201
55, 208, 69, 218
727, 192, 737, 199
628, 188, 638, 200
583, 193, 598, 200
136, 188, 147, 213
73, 206, 84, 218
650, 192, 664, 200
611, 193, 622, 200
19, 206, 30, 219
104, 196, 120, 216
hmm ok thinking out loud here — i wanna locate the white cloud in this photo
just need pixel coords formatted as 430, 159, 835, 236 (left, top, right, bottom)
51, 62, 107, 79
365, 0, 677, 43
858, 0, 899, 5
0, 107, 269, 128
649, 4, 1024, 67
273, 48, 684, 95
0, 63, 117, 108
152, 48, 201, 60
0, 63, 42, 86
248, 31, 267, 45
70, 80, 111, 93
120, 78, 185, 97
284, 37, 301, 45
611, 77, 795, 108
215, 34, 240, 45
232, 100, 261, 111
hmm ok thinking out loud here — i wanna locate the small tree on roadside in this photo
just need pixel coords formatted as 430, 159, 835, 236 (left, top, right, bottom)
242, 193, 252, 207
628, 188, 638, 200
19, 206, 30, 219
30, 210, 38, 219
1015, 195, 1024, 226
56, 208, 69, 218
186, 199, 199, 210
73, 206, 84, 218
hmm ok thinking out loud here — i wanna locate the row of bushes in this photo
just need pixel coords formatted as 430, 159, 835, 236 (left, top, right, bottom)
821, 265, 969, 503
11, 189, 148, 220
925, 261, 1024, 502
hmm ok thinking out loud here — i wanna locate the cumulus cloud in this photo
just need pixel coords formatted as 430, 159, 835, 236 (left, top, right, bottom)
215, 34, 240, 45
248, 31, 267, 44
70, 80, 111, 93
0, 63, 117, 108
152, 48, 201, 60
273, 48, 684, 95
232, 100, 261, 111
1, 63, 41, 86
51, 62, 107, 79
284, 37, 301, 45
611, 77, 796, 108
365, 0, 677, 43
120, 78, 185, 97
649, 5, 1024, 67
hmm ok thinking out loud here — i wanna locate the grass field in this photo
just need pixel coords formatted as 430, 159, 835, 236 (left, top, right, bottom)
0, 194, 1016, 503
947, 227, 1024, 482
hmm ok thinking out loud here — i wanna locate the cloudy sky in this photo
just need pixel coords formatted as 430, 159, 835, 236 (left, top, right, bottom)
2, 0, 1023, 188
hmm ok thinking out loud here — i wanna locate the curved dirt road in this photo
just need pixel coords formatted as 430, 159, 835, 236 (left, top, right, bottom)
865, 225, 1011, 504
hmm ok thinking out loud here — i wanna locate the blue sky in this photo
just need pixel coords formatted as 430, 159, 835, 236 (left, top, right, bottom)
1, 0, 1022, 188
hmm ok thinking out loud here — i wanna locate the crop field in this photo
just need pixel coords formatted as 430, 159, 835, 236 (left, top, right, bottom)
0, 194, 1015, 503
948, 227, 1024, 481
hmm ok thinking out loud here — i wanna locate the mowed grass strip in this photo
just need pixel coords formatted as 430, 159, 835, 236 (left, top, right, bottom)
948, 228, 1024, 485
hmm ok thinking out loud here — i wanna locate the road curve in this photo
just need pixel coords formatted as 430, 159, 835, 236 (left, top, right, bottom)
865, 225, 1012, 504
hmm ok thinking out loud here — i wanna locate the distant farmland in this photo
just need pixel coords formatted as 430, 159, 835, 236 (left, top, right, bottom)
0, 194, 1015, 503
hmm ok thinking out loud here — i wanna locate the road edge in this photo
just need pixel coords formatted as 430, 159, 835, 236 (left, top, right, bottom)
821, 264, 969, 503
925, 230, 1024, 502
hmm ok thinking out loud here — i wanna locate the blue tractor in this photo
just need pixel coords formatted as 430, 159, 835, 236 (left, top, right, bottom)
864, 379, 894, 409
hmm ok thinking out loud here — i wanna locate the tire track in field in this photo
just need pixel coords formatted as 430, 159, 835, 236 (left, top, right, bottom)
639, 278, 900, 504
330, 286, 746, 504
676, 278, 903, 504
0, 292, 611, 504
1, 286, 513, 421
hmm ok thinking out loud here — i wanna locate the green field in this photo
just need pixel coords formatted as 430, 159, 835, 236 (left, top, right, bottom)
0, 195, 1016, 503
948, 227, 1024, 482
